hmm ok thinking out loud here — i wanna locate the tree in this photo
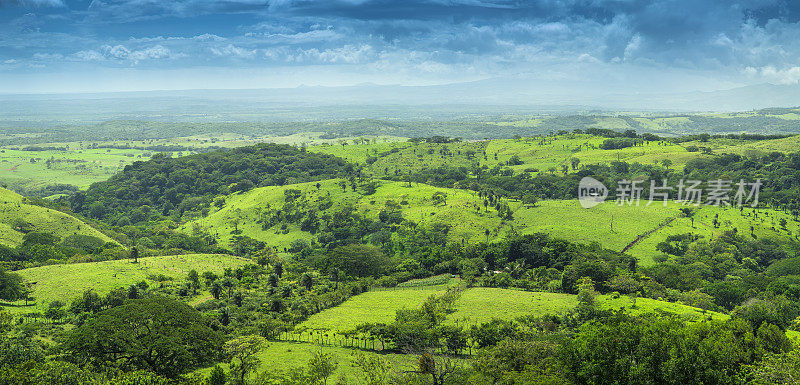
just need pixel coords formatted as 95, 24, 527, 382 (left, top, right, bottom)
208, 365, 227, 385
307, 351, 338, 385
210, 282, 223, 299
130, 246, 139, 263
231, 179, 255, 193
322, 244, 394, 278
432, 191, 447, 206
576, 277, 598, 316
70, 289, 103, 314
187, 269, 200, 294
351, 351, 393, 385
64, 296, 224, 378
301, 273, 314, 290
570, 157, 581, 170
414, 353, 459, 385
0, 269, 25, 302
225, 335, 267, 385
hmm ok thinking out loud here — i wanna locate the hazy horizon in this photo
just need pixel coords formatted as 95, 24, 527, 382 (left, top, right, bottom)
2, 1, 800, 96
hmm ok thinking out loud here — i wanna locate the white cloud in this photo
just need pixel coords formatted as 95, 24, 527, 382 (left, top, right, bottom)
210, 44, 257, 59
1, 0, 65, 8
68, 45, 177, 63
290, 44, 373, 64
748, 66, 800, 85
73, 50, 104, 61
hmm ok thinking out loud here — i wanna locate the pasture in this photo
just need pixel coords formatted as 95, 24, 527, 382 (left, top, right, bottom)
300, 285, 726, 334
4, 254, 249, 312
0, 187, 116, 248
627, 205, 800, 265
185, 177, 800, 266
299, 285, 452, 333
196, 341, 419, 383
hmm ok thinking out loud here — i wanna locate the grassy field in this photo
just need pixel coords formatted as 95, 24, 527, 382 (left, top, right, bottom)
299, 285, 452, 333
4, 254, 249, 312
309, 133, 800, 179
449, 288, 727, 325
182, 178, 509, 249
0, 133, 406, 191
0, 147, 152, 190
0, 187, 116, 248
4, 131, 797, 194
185, 177, 799, 266
183, 178, 683, 254
300, 285, 726, 334
597, 294, 728, 321
477, 134, 800, 174
196, 341, 420, 384
627, 205, 800, 264
447, 288, 577, 326
197, 285, 728, 382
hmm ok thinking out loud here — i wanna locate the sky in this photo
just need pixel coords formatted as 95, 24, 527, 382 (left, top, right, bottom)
1, 0, 800, 94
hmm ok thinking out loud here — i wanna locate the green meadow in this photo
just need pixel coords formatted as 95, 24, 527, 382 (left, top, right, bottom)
0, 147, 151, 190
196, 341, 419, 383
183, 178, 678, 252
299, 285, 452, 332
0, 187, 116, 248
4, 254, 248, 313
185, 176, 799, 267
627, 205, 800, 265
299, 285, 726, 334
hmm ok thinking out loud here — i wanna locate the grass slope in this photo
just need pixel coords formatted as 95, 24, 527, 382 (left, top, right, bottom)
309, 134, 800, 178
447, 288, 577, 326
186, 177, 798, 267
184, 178, 681, 255
183, 179, 509, 249
0, 187, 116, 248
197, 341, 418, 383
6, 254, 248, 312
300, 285, 727, 334
627, 205, 800, 265
300, 285, 452, 332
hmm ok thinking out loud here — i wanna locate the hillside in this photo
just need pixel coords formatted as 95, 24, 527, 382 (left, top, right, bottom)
72, 143, 355, 225
0, 187, 116, 248
7, 254, 248, 312
309, 133, 800, 178
184, 178, 799, 266
182, 178, 675, 251
297, 286, 727, 334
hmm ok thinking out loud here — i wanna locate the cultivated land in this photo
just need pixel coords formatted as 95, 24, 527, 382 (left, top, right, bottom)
4, 254, 248, 313
0, 187, 115, 248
